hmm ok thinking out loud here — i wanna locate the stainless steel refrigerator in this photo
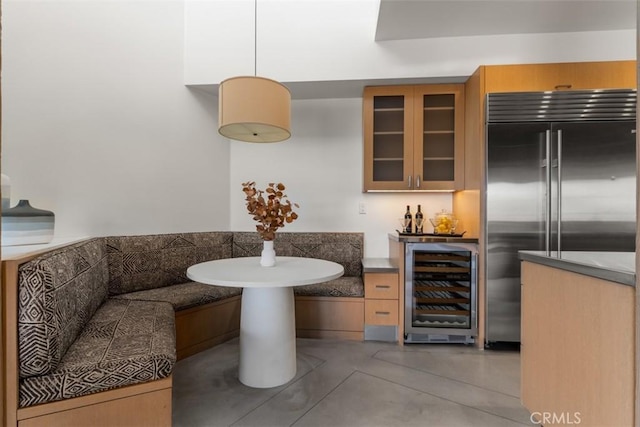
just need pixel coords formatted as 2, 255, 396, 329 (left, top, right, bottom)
485, 89, 636, 345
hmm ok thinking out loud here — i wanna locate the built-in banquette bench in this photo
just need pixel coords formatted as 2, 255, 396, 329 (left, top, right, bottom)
1, 231, 364, 427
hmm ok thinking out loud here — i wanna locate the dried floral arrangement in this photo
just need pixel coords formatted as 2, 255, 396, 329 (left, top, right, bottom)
242, 181, 299, 241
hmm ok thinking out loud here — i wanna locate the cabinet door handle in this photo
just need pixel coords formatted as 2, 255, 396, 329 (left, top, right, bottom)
554, 84, 572, 90
408, 175, 412, 188
375, 285, 391, 289
376, 311, 390, 315
416, 174, 421, 188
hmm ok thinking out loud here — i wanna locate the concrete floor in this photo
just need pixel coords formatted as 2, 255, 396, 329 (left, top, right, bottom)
172, 338, 537, 427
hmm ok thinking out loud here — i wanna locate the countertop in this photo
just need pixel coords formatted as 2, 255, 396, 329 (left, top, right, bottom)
362, 257, 398, 273
388, 232, 479, 244
1, 237, 90, 261
519, 251, 635, 287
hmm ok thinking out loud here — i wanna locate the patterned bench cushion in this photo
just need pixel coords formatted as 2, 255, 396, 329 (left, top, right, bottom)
112, 281, 242, 311
106, 232, 234, 296
19, 299, 176, 408
232, 232, 364, 277
18, 238, 109, 378
294, 276, 364, 298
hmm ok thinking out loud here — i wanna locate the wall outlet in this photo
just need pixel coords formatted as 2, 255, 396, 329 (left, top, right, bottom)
358, 202, 366, 214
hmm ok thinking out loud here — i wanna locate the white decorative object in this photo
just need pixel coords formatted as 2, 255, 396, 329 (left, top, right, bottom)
1, 200, 55, 246
1, 174, 11, 211
260, 240, 276, 267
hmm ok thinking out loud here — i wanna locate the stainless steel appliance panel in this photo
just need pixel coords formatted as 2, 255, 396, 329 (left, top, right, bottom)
486, 124, 548, 343
553, 122, 636, 252
485, 89, 636, 345
404, 242, 478, 343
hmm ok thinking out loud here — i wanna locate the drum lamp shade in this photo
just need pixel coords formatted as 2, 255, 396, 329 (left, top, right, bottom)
218, 76, 291, 143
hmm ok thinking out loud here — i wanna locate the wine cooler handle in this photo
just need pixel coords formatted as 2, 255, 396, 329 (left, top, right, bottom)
557, 130, 562, 256
416, 175, 421, 188
408, 175, 412, 188
545, 130, 552, 256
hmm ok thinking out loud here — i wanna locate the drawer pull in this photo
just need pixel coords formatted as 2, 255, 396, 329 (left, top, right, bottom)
375, 285, 391, 289
376, 311, 390, 316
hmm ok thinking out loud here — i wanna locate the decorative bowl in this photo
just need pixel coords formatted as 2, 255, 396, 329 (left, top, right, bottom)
429, 210, 458, 235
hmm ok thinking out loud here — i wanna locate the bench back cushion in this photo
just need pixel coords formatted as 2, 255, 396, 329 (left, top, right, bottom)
18, 238, 109, 378
106, 232, 234, 295
232, 232, 363, 277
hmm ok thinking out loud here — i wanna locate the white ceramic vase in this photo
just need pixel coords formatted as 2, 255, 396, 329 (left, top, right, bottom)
260, 240, 276, 267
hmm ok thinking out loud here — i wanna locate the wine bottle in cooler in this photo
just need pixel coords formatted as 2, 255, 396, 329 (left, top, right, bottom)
404, 205, 412, 233
415, 204, 424, 233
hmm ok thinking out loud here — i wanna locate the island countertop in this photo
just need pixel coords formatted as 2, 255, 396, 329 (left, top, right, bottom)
519, 250, 635, 287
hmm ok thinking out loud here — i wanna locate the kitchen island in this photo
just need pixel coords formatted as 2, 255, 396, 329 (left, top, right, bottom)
519, 250, 635, 427
519, 250, 635, 286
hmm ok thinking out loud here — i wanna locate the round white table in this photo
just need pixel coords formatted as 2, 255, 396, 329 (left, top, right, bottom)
186, 256, 344, 388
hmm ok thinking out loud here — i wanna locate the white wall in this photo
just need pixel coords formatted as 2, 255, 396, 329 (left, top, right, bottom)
2, 0, 636, 258
229, 98, 453, 257
185, 0, 636, 84
2, 0, 231, 238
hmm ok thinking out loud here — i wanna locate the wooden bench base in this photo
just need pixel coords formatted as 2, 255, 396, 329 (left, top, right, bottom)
176, 296, 242, 360
174, 295, 365, 361
16, 376, 172, 427
295, 296, 364, 341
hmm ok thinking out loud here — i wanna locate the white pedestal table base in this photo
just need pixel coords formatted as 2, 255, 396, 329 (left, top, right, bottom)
239, 286, 296, 388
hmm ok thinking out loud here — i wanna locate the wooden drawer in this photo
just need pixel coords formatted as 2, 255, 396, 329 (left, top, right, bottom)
365, 299, 399, 326
364, 273, 398, 299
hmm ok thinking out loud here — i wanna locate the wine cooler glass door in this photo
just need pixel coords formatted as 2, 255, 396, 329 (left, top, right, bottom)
405, 243, 478, 340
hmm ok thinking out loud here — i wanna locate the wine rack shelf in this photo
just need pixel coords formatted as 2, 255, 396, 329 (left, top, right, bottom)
405, 242, 478, 343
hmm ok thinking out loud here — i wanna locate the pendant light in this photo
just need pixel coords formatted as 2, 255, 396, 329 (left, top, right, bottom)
218, 0, 291, 143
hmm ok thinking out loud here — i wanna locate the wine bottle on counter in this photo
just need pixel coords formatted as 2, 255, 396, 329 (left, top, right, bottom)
415, 204, 424, 233
404, 205, 412, 233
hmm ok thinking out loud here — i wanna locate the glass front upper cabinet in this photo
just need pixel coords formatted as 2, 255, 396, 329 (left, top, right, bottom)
363, 84, 464, 192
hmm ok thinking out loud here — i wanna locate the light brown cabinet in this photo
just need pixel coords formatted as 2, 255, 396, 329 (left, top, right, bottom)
483, 60, 636, 93
364, 272, 399, 329
364, 273, 399, 325
363, 84, 465, 192
521, 261, 634, 427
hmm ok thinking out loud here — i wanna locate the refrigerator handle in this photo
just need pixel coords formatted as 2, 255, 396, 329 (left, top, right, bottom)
557, 130, 562, 255
545, 129, 552, 256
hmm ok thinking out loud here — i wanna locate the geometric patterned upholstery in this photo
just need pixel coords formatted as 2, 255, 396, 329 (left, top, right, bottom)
14, 231, 362, 408
232, 232, 363, 277
293, 276, 364, 298
232, 232, 364, 297
112, 281, 242, 311
106, 232, 234, 296
18, 238, 109, 378
19, 299, 176, 407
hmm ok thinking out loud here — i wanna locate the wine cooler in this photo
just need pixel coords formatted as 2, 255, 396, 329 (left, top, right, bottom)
405, 242, 478, 344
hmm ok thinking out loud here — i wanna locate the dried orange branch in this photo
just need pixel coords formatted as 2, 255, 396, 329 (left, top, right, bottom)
242, 181, 299, 241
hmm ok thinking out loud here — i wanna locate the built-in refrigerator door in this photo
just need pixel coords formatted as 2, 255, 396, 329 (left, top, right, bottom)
486, 123, 549, 343
552, 121, 636, 253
